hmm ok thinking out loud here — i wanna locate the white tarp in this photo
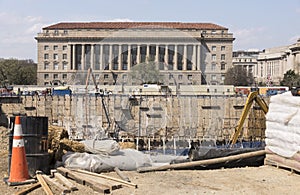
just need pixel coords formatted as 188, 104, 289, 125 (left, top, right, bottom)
265, 92, 300, 158
80, 139, 120, 156
62, 148, 188, 172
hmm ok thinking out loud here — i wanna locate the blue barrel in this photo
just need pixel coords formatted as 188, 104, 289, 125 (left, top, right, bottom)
8, 116, 49, 177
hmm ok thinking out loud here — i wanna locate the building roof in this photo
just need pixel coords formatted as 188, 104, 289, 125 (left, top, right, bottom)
43, 22, 227, 30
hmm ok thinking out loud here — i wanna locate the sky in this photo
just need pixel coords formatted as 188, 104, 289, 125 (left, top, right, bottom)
0, 0, 299, 62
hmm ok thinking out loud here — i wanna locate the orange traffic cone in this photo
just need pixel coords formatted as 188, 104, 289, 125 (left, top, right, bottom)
7, 116, 30, 184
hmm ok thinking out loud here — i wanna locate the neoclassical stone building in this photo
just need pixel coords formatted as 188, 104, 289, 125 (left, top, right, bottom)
35, 22, 234, 86
256, 39, 300, 85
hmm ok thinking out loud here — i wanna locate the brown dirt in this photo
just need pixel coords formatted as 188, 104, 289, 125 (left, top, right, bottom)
1, 126, 300, 194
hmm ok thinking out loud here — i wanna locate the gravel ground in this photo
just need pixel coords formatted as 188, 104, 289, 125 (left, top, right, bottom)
1, 126, 300, 195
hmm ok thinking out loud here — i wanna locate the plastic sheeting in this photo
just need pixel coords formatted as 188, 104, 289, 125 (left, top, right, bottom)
265, 92, 300, 158
80, 139, 120, 156
63, 149, 152, 172
62, 148, 188, 172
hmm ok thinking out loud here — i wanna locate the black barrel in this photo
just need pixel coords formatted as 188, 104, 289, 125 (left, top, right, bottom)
9, 116, 49, 177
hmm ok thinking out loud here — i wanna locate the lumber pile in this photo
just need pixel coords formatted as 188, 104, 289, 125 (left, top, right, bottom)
264, 92, 300, 173
15, 167, 137, 194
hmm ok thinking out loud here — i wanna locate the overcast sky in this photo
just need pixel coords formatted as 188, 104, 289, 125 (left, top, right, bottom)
0, 0, 299, 62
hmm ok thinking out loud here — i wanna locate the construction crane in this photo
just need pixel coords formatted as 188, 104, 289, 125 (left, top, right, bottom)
230, 88, 268, 147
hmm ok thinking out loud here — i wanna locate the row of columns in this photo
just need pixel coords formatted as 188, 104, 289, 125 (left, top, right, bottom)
70, 44, 201, 71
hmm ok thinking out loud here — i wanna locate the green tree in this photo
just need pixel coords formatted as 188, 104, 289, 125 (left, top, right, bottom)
129, 61, 164, 84
280, 69, 300, 89
224, 66, 254, 86
0, 59, 37, 85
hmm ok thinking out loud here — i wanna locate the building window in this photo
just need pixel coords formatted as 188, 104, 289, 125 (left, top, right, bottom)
44, 74, 49, 79
104, 74, 109, 79
54, 30, 59, 35
44, 82, 49, 85
221, 75, 225, 81
211, 75, 216, 80
211, 63, 216, 71
63, 45, 67, 50
53, 74, 58, 79
53, 54, 58, 60
221, 63, 226, 70
178, 75, 183, 80
62, 74, 67, 79
212, 54, 216, 61
212, 46, 217, 51
95, 74, 100, 80
63, 62, 68, 70
221, 54, 225, 61
44, 45, 49, 50
54, 62, 59, 70
63, 30, 68, 34
221, 46, 225, 51
53, 45, 58, 50
44, 62, 49, 70
63, 54, 67, 60
44, 54, 49, 60
188, 75, 192, 80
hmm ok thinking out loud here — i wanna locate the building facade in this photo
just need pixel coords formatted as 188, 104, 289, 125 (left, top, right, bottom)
232, 50, 260, 79
35, 22, 234, 86
256, 39, 300, 85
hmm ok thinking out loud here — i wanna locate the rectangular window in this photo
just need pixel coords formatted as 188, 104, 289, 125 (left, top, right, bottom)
62, 74, 67, 79
212, 46, 217, 51
221, 46, 226, 51
178, 75, 183, 80
54, 62, 59, 70
63, 62, 68, 70
53, 54, 58, 60
44, 74, 49, 79
212, 54, 217, 61
44, 45, 49, 50
53, 74, 58, 79
63, 54, 67, 60
54, 30, 59, 35
188, 75, 192, 80
95, 74, 100, 80
221, 75, 225, 81
63, 45, 67, 50
44, 62, 49, 70
211, 75, 216, 80
44, 54, 49, 60
104, 74, 109, 79
211, 63, 216, 71
53, 45, 58, 50
221, 54, 225, 61
63, 30, 68, 34
221, 63, 226, 70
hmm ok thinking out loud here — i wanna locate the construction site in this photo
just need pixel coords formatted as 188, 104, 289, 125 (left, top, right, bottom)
0, 75, 300, 194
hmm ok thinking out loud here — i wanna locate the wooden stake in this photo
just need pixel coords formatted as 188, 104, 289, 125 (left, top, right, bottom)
15, 182, 41, 195
36, 173, 53, 195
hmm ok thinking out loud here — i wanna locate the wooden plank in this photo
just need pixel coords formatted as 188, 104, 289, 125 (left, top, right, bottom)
74, 169, 138, 188
138, 150, 266, 173
15, 183, 41, 195
114, 167, 131, 182
265, 154, 300, 173
54, 172, 78, 191
36, 174, 53, 195
57, 167, 110, 194
42, 175, 71, 194
71, 171, 122, 191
